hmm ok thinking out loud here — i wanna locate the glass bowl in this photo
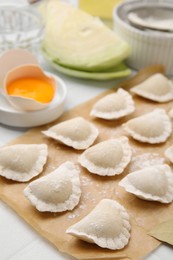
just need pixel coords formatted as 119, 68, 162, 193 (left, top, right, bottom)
0, 5, 44, 54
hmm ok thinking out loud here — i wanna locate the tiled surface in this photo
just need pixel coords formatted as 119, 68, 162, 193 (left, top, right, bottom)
1, 61, 173, 260
1, 197, 173, 260
0, 56, 120, 260
1, 71, 173, 259
0, 202, 37, 259
0, 1, 173, 259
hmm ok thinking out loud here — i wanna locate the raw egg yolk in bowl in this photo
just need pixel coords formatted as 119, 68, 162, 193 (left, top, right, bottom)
7, 77, 55, 104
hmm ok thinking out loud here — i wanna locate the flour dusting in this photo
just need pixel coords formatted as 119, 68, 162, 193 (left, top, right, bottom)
81, 176, 92, 186
129, 153, 165, 172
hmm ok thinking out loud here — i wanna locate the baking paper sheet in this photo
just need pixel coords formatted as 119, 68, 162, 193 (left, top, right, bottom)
1, 69, 173, 260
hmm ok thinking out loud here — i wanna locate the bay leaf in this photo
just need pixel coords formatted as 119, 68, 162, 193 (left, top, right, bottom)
148, 218, 173, 245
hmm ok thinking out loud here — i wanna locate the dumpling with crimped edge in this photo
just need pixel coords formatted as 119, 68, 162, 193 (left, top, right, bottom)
123, 109, 172, 144
0, 144, 48, 182
42, 117, 99, 150
168, 107, 173, 118
24, 161, 81, 212
66, 199, 131, 250
131, 73, 173, 103
165, 146, 173, 163
90, 88, 135, 120
119, 164, 173, 203
78, 137, 132, 176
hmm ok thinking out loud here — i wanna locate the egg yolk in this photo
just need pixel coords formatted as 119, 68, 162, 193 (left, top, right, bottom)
7, 78, 55, 103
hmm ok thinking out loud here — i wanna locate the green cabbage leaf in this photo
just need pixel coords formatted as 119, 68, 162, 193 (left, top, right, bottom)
43, 50, 131, 80
42, 0, 131, 73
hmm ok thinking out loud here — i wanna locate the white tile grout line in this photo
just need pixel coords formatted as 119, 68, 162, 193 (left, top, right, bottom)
6, 237, 75, 260
6, 239, 38, 260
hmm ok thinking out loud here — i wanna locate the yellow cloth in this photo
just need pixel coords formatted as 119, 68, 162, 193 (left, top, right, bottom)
79, 0, 123, 19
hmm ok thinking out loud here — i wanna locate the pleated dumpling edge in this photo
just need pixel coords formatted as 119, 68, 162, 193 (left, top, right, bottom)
79, 136, 132, 176
131, 73, 173, 103
90, 88, 135, 120
0, 144, 48, 182
123, 109, 172, 144
119, 164, 173, 203
24, 161, 81, 212
42, 117, 99, 150
165, 145, 173, 163
66, 199, 131, 250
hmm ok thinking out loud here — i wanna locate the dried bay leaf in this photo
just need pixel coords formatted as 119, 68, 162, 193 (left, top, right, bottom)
148, 219, 173, 245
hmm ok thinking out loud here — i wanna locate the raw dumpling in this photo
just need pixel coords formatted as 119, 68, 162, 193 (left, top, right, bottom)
123, 109, 172, 144
66, 199, 131, 250
90, 88, 135, 120
131, 73, 173, 102
42, 117, 99, 150
165, 146, 173, 163
168, 107, 173, 118
119, 164, 173, 203
24, 161, 81, 212
78, 137, 132, 176
0, 144, 48, 182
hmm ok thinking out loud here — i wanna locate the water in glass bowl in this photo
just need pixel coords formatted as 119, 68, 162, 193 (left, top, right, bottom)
0, 4, 44, 55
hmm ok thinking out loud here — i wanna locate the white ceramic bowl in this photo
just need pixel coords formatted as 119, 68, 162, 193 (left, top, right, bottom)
0, 73, 67, 127
113, 0, 173, 75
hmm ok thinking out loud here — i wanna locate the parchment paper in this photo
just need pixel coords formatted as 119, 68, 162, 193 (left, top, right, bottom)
1, 70, 173, 260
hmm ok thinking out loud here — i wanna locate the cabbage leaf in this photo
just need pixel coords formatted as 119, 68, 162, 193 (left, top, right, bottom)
43, 50, 131, 80
42, 0, 131, 72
